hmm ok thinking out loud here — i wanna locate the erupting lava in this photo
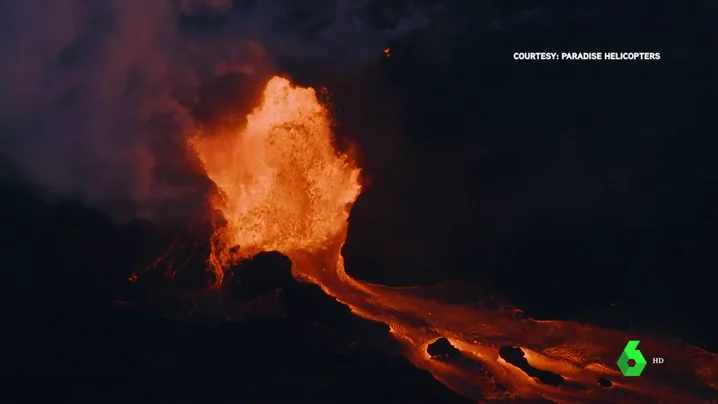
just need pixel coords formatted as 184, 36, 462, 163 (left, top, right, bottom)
190, 76, 717, 402
190, 76, 361, 282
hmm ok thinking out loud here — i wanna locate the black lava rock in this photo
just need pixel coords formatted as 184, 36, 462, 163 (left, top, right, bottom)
427, 337, 462, 362
226, 251, 294, 300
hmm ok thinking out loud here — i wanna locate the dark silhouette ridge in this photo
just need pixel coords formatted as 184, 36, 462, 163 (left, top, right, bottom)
0, 184, 471, 403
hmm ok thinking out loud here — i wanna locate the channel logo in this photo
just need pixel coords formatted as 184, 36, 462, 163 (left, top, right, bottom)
617, 340, 650, 376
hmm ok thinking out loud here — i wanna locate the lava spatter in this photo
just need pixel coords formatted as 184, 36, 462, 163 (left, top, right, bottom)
190, 76, 361, 283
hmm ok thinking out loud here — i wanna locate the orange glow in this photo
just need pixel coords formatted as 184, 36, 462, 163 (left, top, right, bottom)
187, 75, 717, 402
383, 47, 391, 57
190, 76, 361, 282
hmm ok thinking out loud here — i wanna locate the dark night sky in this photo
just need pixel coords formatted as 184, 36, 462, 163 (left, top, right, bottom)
339, 1, 718, 346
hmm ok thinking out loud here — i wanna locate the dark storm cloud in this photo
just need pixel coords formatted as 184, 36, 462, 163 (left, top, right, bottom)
0, 0, 430, 222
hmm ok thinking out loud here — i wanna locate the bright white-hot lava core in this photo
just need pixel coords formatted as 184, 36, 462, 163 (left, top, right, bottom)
191, 76, 718, 403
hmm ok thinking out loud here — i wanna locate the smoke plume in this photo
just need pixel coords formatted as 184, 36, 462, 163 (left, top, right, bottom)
0, 0, 429, 223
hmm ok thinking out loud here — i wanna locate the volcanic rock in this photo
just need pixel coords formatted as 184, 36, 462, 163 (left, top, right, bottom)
597, 377, 613, 388
281, 281, 394, 348
226, 251, 295, 300
226, 250, 394, 348
427, 337, 462, 361
498, 346, 565, 387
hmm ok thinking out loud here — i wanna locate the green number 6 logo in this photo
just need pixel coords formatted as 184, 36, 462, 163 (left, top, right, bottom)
617, 340, 647, 376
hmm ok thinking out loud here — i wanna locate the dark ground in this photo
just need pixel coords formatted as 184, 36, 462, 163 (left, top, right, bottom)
1, 1, 717, 403
0, 186, 472, 403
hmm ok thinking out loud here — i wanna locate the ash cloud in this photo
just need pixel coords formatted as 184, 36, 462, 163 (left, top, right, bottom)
0, 0, 429, 223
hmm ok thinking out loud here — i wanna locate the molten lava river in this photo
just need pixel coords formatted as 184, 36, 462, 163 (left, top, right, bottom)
186, 76, 717, 403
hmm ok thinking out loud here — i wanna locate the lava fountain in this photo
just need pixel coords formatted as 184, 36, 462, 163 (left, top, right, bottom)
190, 76, 361, 284
191, 76, 717, 403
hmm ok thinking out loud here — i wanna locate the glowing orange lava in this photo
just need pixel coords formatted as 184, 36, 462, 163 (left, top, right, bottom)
190, 76, 361, 281
192, 75, 718, 403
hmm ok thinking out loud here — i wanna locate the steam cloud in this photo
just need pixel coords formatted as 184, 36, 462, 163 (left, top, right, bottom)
0, 0, 428, 223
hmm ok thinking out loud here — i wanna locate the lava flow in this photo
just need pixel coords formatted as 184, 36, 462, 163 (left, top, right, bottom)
190, 76, 717, 403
